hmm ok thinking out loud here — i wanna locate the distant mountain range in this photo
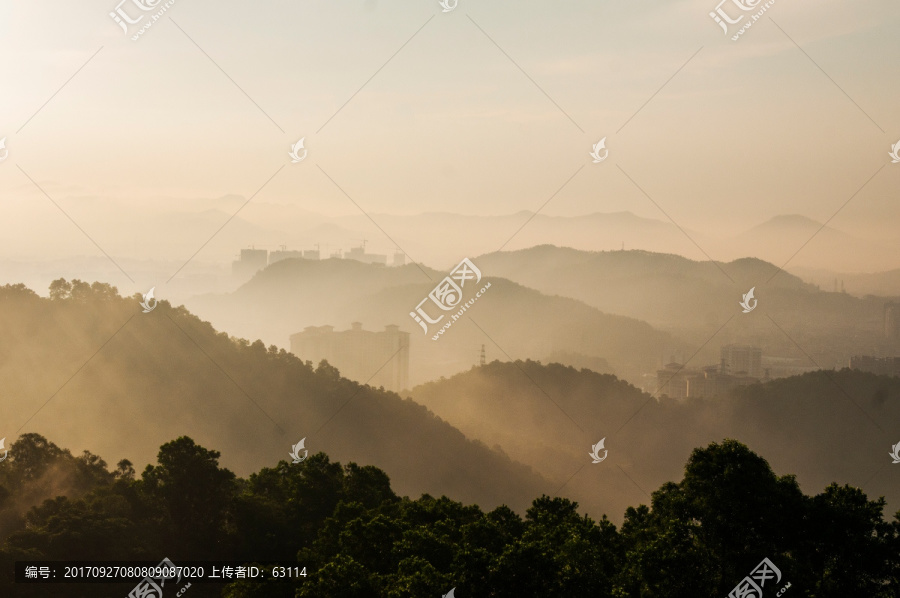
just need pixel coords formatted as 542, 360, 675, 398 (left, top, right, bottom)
791, 265, 900, 298
182, 245, 898, 389
2, 196, 896, 280
475, 245, 895, 369
726, 214, 897, 273
186, 257, 679, 387
239, 209, 899, 272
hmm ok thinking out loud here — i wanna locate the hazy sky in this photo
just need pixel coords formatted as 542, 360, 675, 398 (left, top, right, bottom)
1, 0, 898, 269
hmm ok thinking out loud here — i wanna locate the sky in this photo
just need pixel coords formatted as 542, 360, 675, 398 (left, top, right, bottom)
0, 0, 899, 278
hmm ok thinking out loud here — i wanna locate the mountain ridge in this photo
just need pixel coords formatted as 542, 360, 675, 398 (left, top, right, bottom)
0, 282, 548, 513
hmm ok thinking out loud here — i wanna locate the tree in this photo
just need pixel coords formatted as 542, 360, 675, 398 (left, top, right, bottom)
141, 436, 236, 556
48, 278, 72, 300
298, 554, 377, 598
492, 496, 619, 598
808, 483, 895, 597
676, 439, 806, 591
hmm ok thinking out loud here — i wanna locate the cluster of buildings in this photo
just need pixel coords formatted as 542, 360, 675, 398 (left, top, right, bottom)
232, 244, 407, 279
290, 322, 410, 392
656, 344, 765, 399
285, 314, 900, 398
276, 296, 900, 395
848, 302, 900, 378
885, 302, 900, 343
848, 356, 900, 377
661, 302, 900, 396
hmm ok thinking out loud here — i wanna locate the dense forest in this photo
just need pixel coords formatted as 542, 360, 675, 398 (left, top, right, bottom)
0, 434, 897, 597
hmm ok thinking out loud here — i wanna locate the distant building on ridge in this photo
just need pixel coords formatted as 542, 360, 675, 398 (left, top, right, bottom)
269, 247, 321, 265
345, 244, 387, 265
885, 302, 900, 342
849, 355, 899, 377
233, 246, 323, 280
232, 244, 403, 278
656, 346, 763, 400
720, 344, 763, 378
656, 362, 691, 399
232, 248, 268, 279
268, 249, 303, 264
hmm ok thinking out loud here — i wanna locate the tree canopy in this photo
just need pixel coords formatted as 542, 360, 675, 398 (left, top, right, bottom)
0, 435, 896, 597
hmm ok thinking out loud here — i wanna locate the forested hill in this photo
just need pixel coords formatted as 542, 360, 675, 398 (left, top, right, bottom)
0, 282, 546, 515
0, 435, 896, 597
411, 360, 900, 522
